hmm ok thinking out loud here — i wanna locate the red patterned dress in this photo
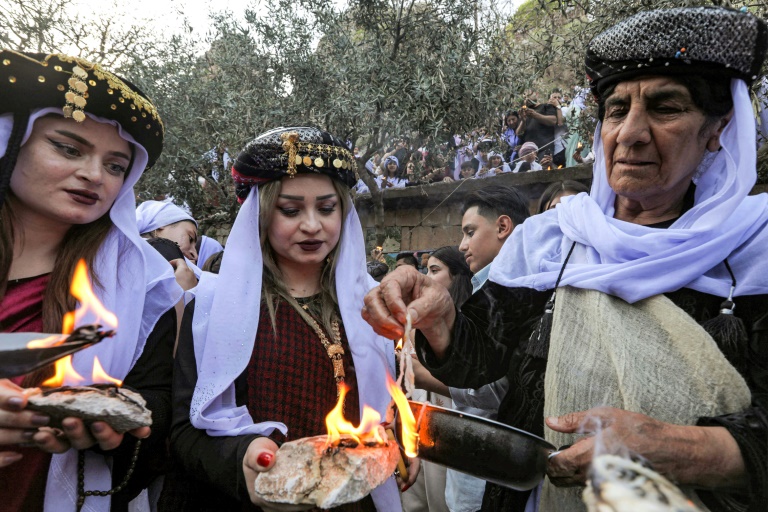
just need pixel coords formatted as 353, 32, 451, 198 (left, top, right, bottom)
246, 299, 375, 510
0, 274, 52, 512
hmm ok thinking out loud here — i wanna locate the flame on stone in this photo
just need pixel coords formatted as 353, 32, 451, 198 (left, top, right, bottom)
32, 260, 120, 388
325, 383, 387, 446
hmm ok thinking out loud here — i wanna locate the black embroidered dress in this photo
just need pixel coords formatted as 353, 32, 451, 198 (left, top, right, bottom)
417, 281, 768, 512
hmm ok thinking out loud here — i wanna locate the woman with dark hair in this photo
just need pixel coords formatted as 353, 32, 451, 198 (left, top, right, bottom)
364, 7, 768, 511
0, 50, 181, 511
426, 247, 472, 307
501, 111, 521, 162
168, 127, 402, 511
536, 180, 590, 213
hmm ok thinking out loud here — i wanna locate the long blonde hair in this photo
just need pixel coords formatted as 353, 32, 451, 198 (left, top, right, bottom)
259, 177, 351, 337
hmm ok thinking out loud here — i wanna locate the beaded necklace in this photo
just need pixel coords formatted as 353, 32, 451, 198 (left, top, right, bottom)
295, 296, 346, 407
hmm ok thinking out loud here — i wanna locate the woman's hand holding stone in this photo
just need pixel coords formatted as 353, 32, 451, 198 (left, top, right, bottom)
243, 437, 312, 511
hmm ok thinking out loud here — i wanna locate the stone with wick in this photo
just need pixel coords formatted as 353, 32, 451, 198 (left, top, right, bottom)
26, 385, 152, 433
253, 426, 399, 508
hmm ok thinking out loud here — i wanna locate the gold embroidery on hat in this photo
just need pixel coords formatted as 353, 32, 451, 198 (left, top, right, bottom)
64, 64, 88, 122
4, 50, 166, 136
281, 131, 300, 178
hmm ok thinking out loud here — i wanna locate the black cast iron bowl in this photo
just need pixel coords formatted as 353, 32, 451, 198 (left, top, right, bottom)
0, 327, 112, 379
394, 400, 556, 491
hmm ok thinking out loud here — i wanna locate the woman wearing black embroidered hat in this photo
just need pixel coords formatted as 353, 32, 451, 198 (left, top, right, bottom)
0, 50, 181, 510
362, 6, 768, 511
167, 127, 402, 511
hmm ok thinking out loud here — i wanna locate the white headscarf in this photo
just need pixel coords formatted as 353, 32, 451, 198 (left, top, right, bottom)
490, 79, 768, 302
135, 199, 197, 234
189, 185, 400, 511
196, 235, 223, 268
0, 107, 182, 511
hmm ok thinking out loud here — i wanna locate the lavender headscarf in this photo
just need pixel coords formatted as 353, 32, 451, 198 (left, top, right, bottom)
189, 186, 400, 511
490, 79, 768, 302
196, 235, 224, 268
135, 200, 197, 234
0, 108, 182, 511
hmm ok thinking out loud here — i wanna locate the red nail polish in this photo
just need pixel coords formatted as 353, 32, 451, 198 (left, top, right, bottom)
256, 452, 273, 467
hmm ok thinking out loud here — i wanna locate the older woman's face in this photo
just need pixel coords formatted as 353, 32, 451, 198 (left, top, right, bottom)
156, 220, 198, 263
601, 77, 728, 205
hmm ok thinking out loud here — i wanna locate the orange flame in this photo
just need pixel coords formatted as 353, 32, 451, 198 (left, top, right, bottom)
35, 260, 121, 388
42, 355, 85, 387
395, 338, 403, 351
26, 334, 67, 349
92, 357, 122, 386
325, 384, 387, 446
386, 374, 419, 457
67, 260, 118, 332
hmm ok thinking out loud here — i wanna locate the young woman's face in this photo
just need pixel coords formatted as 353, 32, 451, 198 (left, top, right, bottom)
267, 174, 342, 269
506, 114, 519, 127
406, 163, 415, 175
386, 161, 398, 175
426, 256, 453, 290
156, 220, 198, 263
490, 156, 502, 167
10, 115, 131, 228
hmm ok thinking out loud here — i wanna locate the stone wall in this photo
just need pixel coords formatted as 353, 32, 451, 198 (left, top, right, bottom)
354, 166, 594, 253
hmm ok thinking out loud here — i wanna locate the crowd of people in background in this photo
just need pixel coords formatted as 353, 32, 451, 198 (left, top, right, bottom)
354, 86, 596, 194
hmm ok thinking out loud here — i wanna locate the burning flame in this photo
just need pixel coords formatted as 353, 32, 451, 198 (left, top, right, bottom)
325, 384, 387, 446
386, 374, 419, 457
395, 338, 403, 351
28, 259, 121, 388
42, 355, 85, 387
65, 260, 118, 333
322, 374, 420, 458
26, 334, 67, 349
92, 357, 123, 386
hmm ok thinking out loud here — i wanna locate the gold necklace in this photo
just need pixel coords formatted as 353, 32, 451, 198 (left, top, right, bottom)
301, 303, 345, 401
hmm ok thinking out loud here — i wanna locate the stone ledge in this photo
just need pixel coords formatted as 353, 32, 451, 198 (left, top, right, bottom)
353, 166, 594, 211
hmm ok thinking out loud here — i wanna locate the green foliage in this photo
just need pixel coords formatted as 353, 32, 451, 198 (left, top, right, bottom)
4, 0, 767, 234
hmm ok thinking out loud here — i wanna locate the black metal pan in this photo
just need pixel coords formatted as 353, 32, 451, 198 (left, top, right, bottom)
395, 400, 556, 491
0, 326, 114, 379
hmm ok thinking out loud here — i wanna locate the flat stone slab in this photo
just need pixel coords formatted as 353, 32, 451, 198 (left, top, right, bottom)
27, 386, 152, 433
254, 428, 399, 509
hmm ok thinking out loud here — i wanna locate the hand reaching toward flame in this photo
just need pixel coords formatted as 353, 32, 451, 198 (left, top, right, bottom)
243, 437, 313, 511
545, 407, 747, 490
362, 266, 456, 359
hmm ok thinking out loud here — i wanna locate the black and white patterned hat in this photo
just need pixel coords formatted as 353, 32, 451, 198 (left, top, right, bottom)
586, 6, 767, 98
232, 126, 358, 202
